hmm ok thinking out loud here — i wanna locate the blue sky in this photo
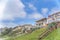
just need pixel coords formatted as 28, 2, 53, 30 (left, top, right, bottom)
0, 0, 60, 28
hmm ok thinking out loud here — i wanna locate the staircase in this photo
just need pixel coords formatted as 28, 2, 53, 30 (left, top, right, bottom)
38, 30, 51, 40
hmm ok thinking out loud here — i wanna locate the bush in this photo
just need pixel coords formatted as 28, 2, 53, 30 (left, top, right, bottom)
1, 27, 12, 36
48, 22, 57, 30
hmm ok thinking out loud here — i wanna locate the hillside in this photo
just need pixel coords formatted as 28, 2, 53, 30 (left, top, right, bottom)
6, 27, 60, 40
43, 28, 60, 40
7, 28, 47, 40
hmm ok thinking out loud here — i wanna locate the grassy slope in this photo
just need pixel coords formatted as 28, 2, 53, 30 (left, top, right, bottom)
43, 28, 60, 40
7, 28, 47, 40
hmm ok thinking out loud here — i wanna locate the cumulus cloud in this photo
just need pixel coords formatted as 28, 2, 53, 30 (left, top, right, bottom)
0, 24, 4, 28
0, 22, 18, 28
0, 0, 27, 28
29, 12, 43, 19
28, 3, 44, 20
0, 0, 27, 21
28, 3, 37, 11
49, 7, 60, 15
41, 8, 48, 14
0, 0, 8, 20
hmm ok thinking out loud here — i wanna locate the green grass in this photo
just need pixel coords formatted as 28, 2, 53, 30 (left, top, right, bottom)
7, 28, 47, 40
43, 28, 60, 40
7, 28, 60, 40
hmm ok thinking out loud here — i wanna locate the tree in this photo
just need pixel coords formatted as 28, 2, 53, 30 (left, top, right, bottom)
48, 22, 57, 31
1, 27, 12, 36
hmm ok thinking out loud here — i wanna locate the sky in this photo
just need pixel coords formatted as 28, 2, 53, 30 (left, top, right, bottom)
0, 0, 60, 28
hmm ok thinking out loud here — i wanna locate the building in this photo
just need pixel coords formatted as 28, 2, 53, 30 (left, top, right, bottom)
22, 24, 33, 33
36, 12, 60, 28
36, 18, 47, 28
47, 12, 60, 24
12, 24, 33, 33
12, 25, 23, 32
23, 24, 33, 30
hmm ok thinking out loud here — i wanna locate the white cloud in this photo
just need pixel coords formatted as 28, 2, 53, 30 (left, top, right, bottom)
0, 0, 27, 28
28, 3, 43, 20
29, 12, 43, 20
41, 8, 48, 14
49, 7, 60, 15
14, 10, 27, 18
0, 0, 27, 21
28, 3, 37, 11
0, 0, 8, 20
0, 22, 18, 28
0, 24, 4, 28
3, 13, 14, 20
5, 22, 18, 28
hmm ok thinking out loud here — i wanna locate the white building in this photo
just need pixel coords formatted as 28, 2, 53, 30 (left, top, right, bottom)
36, 18, 47, 28
23, 24, 33, 30
47, 12, 60, 24
22, 24, 33, 33
36, 12, 60, 28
